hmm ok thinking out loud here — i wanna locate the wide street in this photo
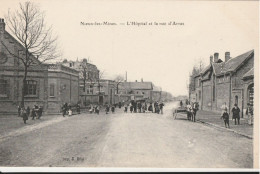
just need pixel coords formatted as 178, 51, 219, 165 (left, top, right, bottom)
0, 102, 253, 168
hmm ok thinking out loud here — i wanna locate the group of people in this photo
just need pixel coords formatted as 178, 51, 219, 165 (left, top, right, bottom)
220, 103, 241, 128
124, 101, 164, 114
61, 103, 81, 117
185, 101, 199, 122
89, 104, 100, 114
220, 102, 253, 128
18, 105, 43, 124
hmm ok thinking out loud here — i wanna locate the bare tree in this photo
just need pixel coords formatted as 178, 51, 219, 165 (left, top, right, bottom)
1, 1, 60, 107
114, 75, 124, 94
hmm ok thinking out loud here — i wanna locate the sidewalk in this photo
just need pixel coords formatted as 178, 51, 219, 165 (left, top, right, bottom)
177, 110, 253, 139
0, 114, 62, 138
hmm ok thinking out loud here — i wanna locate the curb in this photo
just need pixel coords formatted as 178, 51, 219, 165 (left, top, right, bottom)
176, 113, 253, 139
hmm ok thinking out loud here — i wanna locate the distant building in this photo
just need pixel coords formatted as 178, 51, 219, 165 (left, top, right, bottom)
189, 50, 254, 116
80, 79, 116, 105
61, 59, 105, 105
118, 80, 156, 102
0, 18, 79, 114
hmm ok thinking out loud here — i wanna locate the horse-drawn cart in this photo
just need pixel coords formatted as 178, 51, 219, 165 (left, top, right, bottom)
173, 106, 187, 119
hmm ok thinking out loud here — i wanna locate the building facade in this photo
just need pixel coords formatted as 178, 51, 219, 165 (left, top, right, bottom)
0, 18, 79, 114
189, 50, 254, 116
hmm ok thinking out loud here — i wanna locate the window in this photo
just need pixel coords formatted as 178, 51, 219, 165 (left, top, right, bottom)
50, 84, 55, 97
25, 80, 37, 96
0, 79, 7, 95
199, 90, 201, 100
198, 79, 201, 87
87, 85, 93, 94
235, 95, 238, 105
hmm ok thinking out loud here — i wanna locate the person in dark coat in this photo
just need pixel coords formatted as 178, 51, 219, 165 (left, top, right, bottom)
192, 102, 199, 122
76, 104, 81, 114
221, 108, 230, 128
119, 102, 122, 109
180, 100, 183, 107
232, 104, 240, 125
62, 103, 67, 117
111, 105, 115, 113
21, 108, 28, 124
106, 104, 110, 114
37, 106, 43, 119
148, 103, 153, 113
26, 106, 30, 118
133, 101, 137, 113
130, 103, 133, 113
159, 102, 164, 114
31, 108, 36, 120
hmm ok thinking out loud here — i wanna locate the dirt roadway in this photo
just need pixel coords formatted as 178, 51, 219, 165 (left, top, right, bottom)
0, 102, 253, 168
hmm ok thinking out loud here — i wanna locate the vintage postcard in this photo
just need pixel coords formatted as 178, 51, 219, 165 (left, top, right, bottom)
0, 0, 259, 172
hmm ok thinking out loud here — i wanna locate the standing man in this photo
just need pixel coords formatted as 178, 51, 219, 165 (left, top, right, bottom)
159, 102, 164, 114
192, 102, 199, 122
37, 106, 43, 119
186, 102, 192, 121
180, 100, 183, 108
232, 104, 240, 125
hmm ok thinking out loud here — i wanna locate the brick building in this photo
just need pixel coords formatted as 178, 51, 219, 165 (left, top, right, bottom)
0, 18, 79, 114
80, 79, 116, 105
118, 81, 154, 102
189, 50, 254, 116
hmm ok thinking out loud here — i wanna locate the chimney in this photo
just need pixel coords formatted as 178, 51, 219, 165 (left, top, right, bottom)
214, 52, 219, 63
141, 78, 143, 82
225, 52, 230, 62
210, 55, 213, 63
135, 80, 137, 82
0, 18, 5, 33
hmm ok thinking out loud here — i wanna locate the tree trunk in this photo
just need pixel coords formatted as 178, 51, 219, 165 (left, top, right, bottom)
21, 66, 28, 108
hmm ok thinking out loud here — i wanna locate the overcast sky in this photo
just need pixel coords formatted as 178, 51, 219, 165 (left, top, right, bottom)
0, 0, 258, 96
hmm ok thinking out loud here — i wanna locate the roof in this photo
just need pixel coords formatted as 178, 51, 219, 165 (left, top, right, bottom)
4, 31, 41, 65
122, 82, 153, 90
200, 64, 211, 75
243, 68, 254, 79
212, 50, 254, 76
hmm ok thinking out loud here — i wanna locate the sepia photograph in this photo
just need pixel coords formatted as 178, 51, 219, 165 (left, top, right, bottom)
0, 0, 259, 172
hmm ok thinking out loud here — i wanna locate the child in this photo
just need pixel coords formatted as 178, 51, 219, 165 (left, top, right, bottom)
111, 105, 115, 114
68, 109, 72, 116
221, 108, 230, 128
21, 108, 28, 124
